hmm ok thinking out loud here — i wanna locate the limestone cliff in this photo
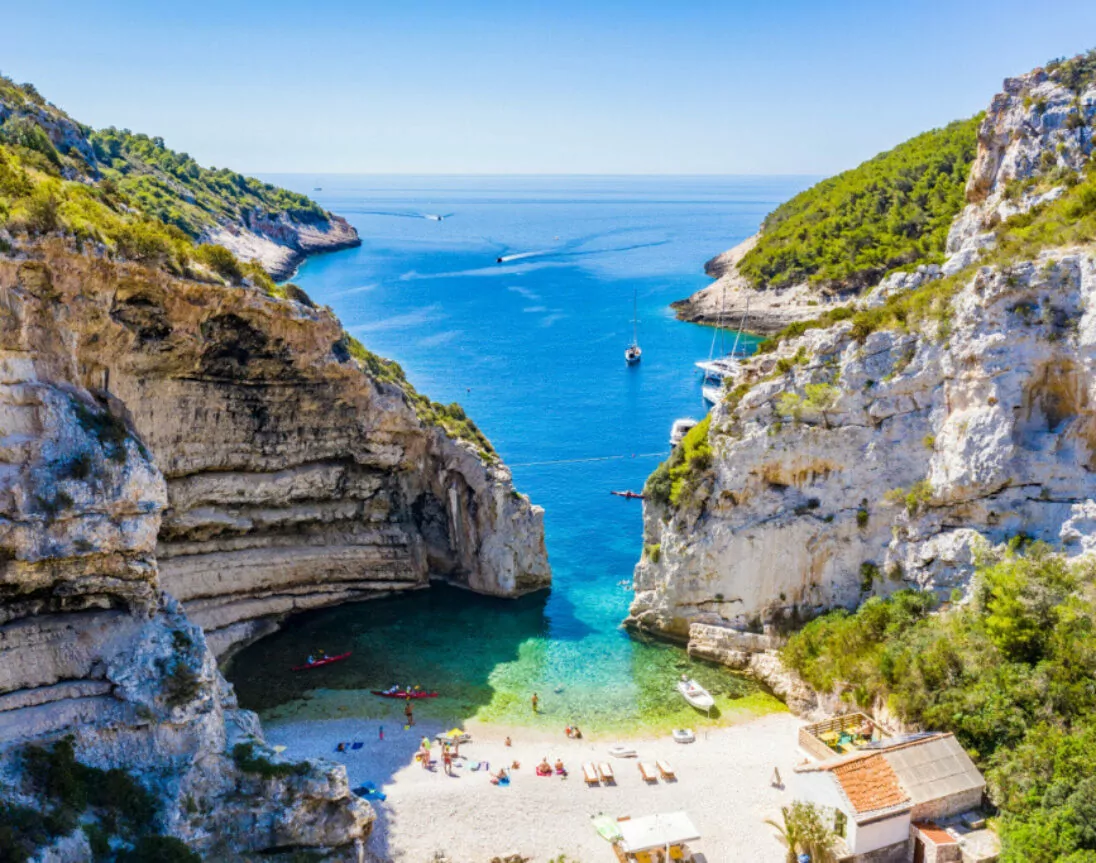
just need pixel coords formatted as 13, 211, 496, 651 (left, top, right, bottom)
630, 58, 1096, 654
0, 265, 373, 859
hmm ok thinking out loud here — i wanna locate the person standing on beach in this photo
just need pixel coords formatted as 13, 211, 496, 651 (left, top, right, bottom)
531, 692, 539, 713
404, 698, 414, 727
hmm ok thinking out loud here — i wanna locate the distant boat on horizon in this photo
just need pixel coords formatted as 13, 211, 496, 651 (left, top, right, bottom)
625, 289, 642, 365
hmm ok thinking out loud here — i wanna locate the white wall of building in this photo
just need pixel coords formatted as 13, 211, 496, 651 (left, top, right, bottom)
849, 813, 911, 855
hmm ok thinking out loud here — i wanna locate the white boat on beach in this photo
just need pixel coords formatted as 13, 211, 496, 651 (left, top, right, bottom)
676, 678, 715, 712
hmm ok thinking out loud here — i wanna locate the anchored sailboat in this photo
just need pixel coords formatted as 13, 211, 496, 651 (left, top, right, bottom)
697, 288, 750, 402
625, 289, 642, 365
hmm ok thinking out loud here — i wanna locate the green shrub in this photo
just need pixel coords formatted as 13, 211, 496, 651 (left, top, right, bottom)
884, 479, 933, 515
737, 117, 980, 292
856, 507, 869, 528
193, 243, 243, 283
70, 397, 130, 463
231, 742, 311, 779
781, 547, 1096, 862
162, 660, 201, 708
645, 543, 661, 564
645, 415, 713, 509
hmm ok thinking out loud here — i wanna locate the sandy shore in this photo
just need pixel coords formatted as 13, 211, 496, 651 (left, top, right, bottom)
263, 711, 805, 862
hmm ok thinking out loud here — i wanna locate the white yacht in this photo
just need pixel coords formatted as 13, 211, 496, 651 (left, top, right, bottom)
670, 418, 698, 447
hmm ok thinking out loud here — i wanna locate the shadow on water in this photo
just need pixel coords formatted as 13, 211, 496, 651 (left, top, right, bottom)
225, 583, 590, 724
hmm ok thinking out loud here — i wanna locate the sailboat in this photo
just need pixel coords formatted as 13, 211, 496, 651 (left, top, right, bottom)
625, 289, 642, 365
697, 289, 750, 400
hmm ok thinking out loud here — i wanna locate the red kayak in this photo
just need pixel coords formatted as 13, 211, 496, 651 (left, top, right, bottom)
291, 652, 351, 671
370, 689, 439, 699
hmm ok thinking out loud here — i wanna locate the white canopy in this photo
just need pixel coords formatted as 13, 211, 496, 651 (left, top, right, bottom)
618, 811, 701, 853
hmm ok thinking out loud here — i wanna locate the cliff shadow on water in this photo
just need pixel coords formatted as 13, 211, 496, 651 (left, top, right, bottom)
225, 582, 569, 725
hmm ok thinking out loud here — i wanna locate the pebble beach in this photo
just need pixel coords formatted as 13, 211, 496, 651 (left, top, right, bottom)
263, 711, 805, 862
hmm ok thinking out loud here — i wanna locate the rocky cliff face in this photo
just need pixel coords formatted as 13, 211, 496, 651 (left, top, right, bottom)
205, 210, 361, 281
630, 64, 1096, 651
0, 241, 548, 858
0, 258, 373, 859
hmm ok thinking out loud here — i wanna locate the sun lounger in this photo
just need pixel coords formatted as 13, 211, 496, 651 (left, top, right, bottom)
656, 760, 676, 780
598, 762, 615, 784
638, 762, 658, 782
582, 763, 599, 785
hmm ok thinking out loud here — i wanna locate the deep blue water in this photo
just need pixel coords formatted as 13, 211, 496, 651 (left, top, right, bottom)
228, 175, 813, 727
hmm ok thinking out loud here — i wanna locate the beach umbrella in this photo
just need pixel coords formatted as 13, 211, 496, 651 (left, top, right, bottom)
445, 728, 464, 738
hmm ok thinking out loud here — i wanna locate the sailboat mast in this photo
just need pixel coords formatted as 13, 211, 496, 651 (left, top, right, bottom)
729, 296, 750, 358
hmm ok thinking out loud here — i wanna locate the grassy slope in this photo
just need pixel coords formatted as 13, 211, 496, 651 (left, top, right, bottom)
737, 116, 980, 292
0, 74, 494, 458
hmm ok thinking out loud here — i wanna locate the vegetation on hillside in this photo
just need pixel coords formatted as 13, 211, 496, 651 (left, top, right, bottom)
0, 75, 322, 296
737, 117, 981, 292
0, 737, 198, 862
90, 127, 323, 237
645, 414, 712, 508
781, 546, 1096, 862
1046, 47, 1096, 93
0, 75, 492, 456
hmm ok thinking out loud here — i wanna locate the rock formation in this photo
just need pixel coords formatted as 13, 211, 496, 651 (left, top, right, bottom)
671, 234, 852, 335
204, 209, 361, 282
630, 61, 1096, 660
0, 245, 548, 857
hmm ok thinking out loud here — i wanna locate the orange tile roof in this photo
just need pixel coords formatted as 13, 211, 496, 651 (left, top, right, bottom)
831, 754, 910, 814
913, 823, 957, 845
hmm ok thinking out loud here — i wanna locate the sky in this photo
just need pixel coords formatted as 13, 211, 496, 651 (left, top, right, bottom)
5, 1, 1096, 175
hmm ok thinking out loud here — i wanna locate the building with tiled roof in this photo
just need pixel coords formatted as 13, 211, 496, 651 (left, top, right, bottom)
793, 732, 990, 863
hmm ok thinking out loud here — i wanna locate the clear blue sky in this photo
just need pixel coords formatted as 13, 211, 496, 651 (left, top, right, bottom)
5, 1, 1096, 175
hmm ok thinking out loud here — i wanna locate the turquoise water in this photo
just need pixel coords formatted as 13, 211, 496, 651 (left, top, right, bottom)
226, 175, 813, 730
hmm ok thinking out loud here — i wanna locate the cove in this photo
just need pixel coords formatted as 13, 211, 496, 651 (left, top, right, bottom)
226, 175, 813, 732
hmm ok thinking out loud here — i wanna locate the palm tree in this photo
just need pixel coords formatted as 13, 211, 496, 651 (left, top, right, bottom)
765, 801, 838, 863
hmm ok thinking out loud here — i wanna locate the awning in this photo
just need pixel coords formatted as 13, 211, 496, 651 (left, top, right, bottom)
618, 812, 701, 853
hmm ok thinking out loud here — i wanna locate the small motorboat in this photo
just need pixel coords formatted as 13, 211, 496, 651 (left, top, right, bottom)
670, 418, 698, 447
676, 678, 715, 713
702, 384, 722, 405
371, 688, 440, 699
291, 652, 351, 671
672, 728, 696, 744
607, 744, 638, 759
610, 490, 645, 500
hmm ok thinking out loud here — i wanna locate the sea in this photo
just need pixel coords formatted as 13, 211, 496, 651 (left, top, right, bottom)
225, 175, 814, 732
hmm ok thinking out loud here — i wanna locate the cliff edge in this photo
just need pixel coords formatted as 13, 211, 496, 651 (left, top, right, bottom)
0, 75, 549, 860
631, 55, 1096, 646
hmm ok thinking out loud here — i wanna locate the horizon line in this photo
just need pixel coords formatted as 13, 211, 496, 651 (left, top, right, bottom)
252, 171, 824, 178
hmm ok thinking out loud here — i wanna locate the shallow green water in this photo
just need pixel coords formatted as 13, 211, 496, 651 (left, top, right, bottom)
227, 585, 782, 733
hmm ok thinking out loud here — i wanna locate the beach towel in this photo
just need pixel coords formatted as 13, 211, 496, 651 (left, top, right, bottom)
351, 742, 364, 750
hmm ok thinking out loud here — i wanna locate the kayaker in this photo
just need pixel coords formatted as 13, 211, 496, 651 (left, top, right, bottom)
306, 655, 315, 665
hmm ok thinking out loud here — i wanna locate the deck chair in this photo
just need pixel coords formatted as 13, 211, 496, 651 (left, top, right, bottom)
639, 762, 658, 782
598, 762, 615, 783
656, 760, 676, 780
582, 762, 600, 785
